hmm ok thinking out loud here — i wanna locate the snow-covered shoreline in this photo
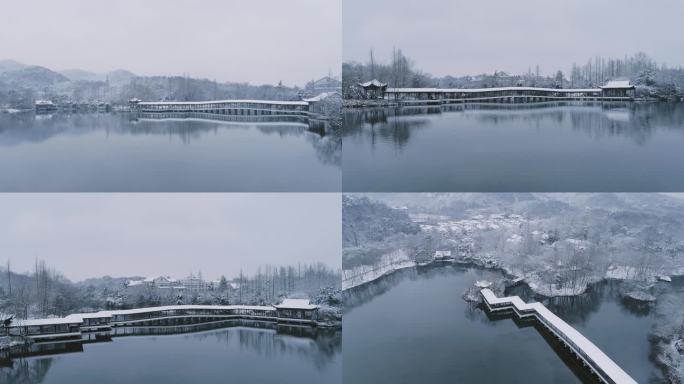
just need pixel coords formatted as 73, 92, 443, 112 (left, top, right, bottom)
342, 250, 416, 290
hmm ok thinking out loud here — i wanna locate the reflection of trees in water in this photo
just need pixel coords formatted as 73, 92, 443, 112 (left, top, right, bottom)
344, 265, 504, 312
0, 113, 341, 164
343, 268, 417, 311
344, 103, 684, 148
463, 103, 684, 146
0, 358, 53, 384
0, 113, 342, 167
508, 279, 652, 324
306, 134, 341, 167
189, 326, 341, 371
0, 324, 341, 382
342, 109, 429, 149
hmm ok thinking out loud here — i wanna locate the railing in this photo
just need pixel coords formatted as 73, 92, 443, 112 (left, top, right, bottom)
135, 100, 311, 116
480, 289, 636, 384
385, 87, 634, 104
6, 304, 321, 340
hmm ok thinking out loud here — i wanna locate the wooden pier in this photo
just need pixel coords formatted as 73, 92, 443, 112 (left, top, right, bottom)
480, 289, 637, 384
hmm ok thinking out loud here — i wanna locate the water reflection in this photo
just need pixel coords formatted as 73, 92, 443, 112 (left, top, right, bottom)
0, 321, 341, 384
0, 112, 341, 191
344, 265, 665, 383
345, 103, 684, 147
343, 102, 684, 191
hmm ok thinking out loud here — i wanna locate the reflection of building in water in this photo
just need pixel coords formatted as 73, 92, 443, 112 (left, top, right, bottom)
0, 323, 341, 383
0, 355, 54, 384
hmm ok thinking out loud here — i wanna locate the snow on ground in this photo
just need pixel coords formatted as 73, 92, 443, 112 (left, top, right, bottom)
418, 213, 524, 234
342, 250, 415, 290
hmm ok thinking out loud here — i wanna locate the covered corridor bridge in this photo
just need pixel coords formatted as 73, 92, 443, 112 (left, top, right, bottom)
4, 300, 321, 341
480, 289, 636, 384
384, 81, 635, 104
131, 99, 311, 117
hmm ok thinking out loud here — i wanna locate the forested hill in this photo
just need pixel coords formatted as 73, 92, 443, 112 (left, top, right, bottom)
0, 59, 309, 108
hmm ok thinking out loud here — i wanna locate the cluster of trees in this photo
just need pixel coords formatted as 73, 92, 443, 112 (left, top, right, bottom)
0, 260, 87, 319
117, 76, 303, 104
230, 263, 341, 306
343, 194, 684, 294
343, 49, 684, 100
343, 48, 434, 98
343, 195, 420, 248
0, 261, 341, 320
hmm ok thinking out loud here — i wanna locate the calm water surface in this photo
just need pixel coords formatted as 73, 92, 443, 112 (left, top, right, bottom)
0, 113, 341, 191
343, 266, 664, 384
342, 103, 684, 191
0, 324, 342, 384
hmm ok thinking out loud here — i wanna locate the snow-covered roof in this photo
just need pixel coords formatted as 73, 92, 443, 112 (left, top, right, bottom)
8, 304, 294, 328
313, 76, 341, 85
481, 289, 637, 384
434, 250, 452, 257
600, 80, 634, 89
303, 91, 341, 102
12, 317, 83, 326
274, 299, 318, 310
387, 87, 441, 93
99, 304, 276, 316
359, 79, 387, 88
387, 87, 602, 93
143, 275, 177, 283
139, 99, 308, 106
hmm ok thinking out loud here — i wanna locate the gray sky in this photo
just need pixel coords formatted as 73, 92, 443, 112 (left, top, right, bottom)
0, 0, 341, 86
343, 0, 684, 77
0, 194, 341, 282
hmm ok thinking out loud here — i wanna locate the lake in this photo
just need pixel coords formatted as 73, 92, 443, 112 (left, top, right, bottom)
0, 322, 342, 384
0, 112, 341, 191
342, 102, 684, 191
343, 266, 664, 384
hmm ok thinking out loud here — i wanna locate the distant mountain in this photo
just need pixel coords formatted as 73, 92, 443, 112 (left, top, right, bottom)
107, 69, 136, 85
0, 59, 28, 73
0, 61, 305, 105
59, 68, 136, 85
0, 66, 69, 88
60, 68, 103, 82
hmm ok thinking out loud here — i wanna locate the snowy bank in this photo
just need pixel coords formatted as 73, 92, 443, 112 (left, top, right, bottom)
342, 250, 415, 290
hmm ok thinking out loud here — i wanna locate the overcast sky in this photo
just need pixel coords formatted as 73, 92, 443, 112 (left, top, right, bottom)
0, 194, 340, 282
344, 0, 684, 77
0, 0, 341, 86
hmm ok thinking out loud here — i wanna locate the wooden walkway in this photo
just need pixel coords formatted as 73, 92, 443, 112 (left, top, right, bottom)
480, 289, 637, 384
